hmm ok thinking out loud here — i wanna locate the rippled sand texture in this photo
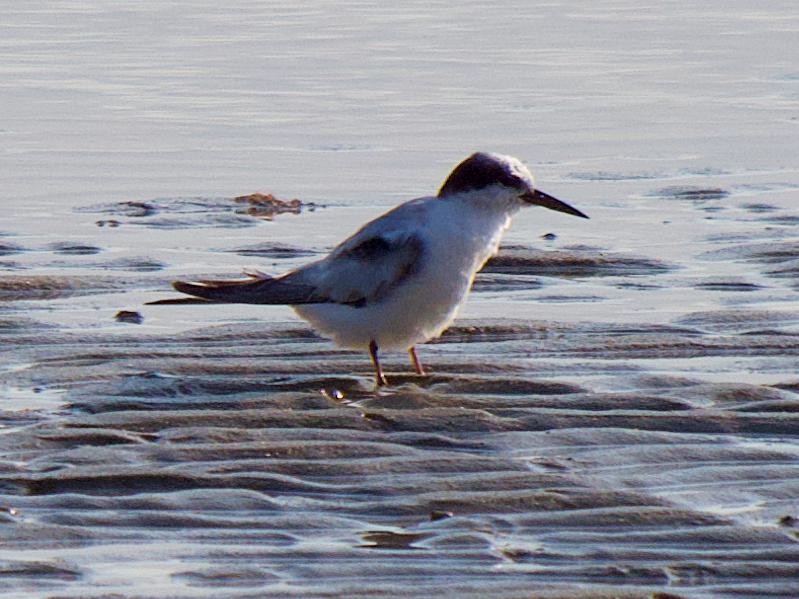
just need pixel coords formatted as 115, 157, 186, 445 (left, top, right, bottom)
3, 1, 799, 598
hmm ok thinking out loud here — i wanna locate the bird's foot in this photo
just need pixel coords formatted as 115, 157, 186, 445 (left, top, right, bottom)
408, 346, 426, 376
369, 340, 389, 388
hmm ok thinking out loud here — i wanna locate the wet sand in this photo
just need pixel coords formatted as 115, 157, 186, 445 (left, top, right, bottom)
1, 184, 798, 598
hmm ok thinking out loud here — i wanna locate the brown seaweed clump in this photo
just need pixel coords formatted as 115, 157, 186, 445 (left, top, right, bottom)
233, 193, 305, 220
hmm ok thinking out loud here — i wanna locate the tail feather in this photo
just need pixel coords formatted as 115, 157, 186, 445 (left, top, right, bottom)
146, 296, 216, 305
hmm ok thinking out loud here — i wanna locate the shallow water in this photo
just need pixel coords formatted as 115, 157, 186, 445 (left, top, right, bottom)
2, 2, 799, 598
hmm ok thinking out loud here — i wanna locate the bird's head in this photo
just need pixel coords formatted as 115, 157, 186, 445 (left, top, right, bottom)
437, 152, 588, 219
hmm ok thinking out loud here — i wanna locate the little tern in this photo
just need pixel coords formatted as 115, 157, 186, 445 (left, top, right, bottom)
150, 152, 588, 386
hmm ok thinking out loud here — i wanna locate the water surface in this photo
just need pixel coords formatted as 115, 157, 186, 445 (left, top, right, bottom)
1, 2, 799, 597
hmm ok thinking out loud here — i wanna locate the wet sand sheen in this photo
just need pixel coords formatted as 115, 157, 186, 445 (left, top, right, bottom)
2, 197, 799, 597
2, 187, 799, 598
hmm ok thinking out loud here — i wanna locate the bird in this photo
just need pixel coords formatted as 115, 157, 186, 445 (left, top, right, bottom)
149, 152, 588, 386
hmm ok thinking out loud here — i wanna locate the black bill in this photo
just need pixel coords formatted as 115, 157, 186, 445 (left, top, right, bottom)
522, 190, 589, 219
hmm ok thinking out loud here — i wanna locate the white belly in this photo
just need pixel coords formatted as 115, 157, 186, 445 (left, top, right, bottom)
295, 260, 468, 350
294, 205, 510, 351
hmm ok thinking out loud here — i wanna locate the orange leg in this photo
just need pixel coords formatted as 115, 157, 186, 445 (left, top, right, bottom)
368, 340, 388, 387
408, 346, 425, 376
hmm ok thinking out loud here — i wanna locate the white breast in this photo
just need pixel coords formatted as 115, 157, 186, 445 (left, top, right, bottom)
294, 194, 516, 350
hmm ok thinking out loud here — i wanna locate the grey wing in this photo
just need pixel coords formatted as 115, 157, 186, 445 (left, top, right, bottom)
150, 233, 424, 307
169, 273, 333, 305
145, 272, 335, 306
290, 231, 425, 307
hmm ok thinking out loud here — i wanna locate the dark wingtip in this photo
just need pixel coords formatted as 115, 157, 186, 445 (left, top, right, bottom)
144, 281, 215, 304
146, 296, 214, 305
173, 280, 195, 294
145, 280, 218, 305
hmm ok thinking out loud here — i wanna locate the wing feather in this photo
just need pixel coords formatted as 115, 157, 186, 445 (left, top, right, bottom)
150, 232, 424, 308
151, 197, 430, 308
299, 231, 424, 306
163, 273, 334, 305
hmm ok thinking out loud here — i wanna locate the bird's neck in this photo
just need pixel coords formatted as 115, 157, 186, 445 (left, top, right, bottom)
447, 187, 522, 221
437, 189, 517, 267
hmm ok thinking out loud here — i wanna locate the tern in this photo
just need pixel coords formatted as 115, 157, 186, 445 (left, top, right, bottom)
150, 152, 588, 386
